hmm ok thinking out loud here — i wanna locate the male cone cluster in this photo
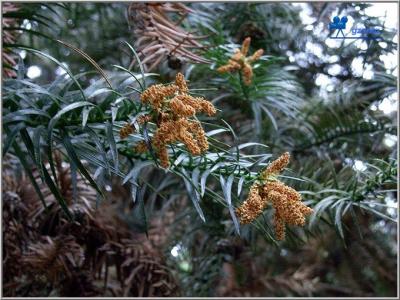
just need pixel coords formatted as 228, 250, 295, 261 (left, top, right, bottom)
120, 73, 216, 168
236, 152, 313, 240
217, 37, 264, 85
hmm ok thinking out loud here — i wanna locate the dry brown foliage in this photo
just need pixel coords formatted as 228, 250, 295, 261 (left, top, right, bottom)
2, 153, 180, 297
128, 3, 210, 71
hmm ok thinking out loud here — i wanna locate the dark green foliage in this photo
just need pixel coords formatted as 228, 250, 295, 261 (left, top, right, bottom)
2, 2, 397, 297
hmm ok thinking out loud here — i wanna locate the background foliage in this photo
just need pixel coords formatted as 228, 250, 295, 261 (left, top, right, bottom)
2, 2, 398, 297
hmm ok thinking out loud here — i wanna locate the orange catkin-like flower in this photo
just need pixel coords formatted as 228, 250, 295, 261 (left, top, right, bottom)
141, 84, 178, 110
217, 37, 263, 85
242, 63, 253, 86
274, 214, 286, 241
134, 141, 148, 154
137, 114, 153, 124
175, 72, 189, 93
119, 123, 134, 139
170, 97, 196, 117
236, 152, 313, 240
248, 49, 264, 63
235, 183, 268, 224
261, 152, 290, 179
241, 37, 251, 56
157, 144, 170, 168
190, 120, 209, 152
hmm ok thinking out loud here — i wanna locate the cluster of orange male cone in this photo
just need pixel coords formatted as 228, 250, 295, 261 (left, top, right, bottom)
119, 72, 216, 168
217, 37, 264, 85
235, 152, 313, 240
